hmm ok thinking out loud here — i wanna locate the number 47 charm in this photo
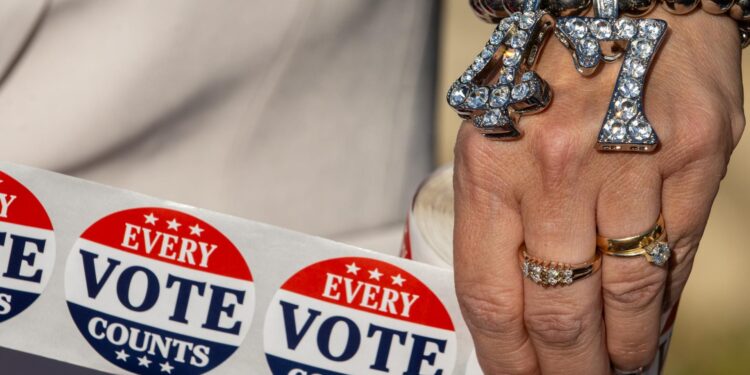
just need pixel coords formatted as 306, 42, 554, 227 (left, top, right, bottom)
446, 0, 555, 139
556, 0, 667, 152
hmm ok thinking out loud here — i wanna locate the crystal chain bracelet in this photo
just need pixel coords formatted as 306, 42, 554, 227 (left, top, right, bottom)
471, 0, 750, 47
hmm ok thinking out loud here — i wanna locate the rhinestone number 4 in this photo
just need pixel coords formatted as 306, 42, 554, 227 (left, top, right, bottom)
556, 17, 667, 152
447, 11, 555, 139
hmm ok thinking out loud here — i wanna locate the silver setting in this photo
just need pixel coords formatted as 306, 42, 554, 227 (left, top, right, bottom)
446, 2, 555, 139
545, 0, 593, 16
520, 251, 600, 287
555, 0, 667, 152
701, 0, 735, 14
661, 0, 700, 14
645, 241, 671, 266
619, 0, 659, 16
522, 258, 576, 286
595, 0, 619, 17
730, 0, 750, 20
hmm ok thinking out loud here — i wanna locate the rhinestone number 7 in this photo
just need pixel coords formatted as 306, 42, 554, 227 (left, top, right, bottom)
447, 10, 555, 139
556, 16, 667, 152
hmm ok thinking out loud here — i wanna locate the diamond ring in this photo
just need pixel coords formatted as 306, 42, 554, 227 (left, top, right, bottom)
596, 213, 671, 266
520, 248, 602, 287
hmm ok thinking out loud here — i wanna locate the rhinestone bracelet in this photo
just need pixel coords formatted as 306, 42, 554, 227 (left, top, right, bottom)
471, 0, 750, 47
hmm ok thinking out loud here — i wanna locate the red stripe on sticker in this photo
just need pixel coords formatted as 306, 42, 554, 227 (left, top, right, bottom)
400, 214, 412, 260
281, 257, 454, 331
80, 207, 252, 281
0, 171, 53, 231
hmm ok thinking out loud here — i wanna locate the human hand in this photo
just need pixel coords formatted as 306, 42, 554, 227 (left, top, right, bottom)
453, 8, 744, 374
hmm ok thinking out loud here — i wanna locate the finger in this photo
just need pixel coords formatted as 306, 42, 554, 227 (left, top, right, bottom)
660, 156, 723, 310
453, 124, 539, 374
597, 163, 666, 371
520, 141, 609, 374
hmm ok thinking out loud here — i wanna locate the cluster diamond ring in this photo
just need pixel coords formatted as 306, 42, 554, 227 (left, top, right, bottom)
520, 248, 602, 287
596, 213, 671, 266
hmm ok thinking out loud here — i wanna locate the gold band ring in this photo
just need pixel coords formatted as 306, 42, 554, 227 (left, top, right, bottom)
596, 214, 671, 266
520, 248, 601, 287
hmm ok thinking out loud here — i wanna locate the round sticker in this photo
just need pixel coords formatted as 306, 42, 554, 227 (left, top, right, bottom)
264, 257, 456, 375
65, 207, 254, 374
0, 171, 56, 322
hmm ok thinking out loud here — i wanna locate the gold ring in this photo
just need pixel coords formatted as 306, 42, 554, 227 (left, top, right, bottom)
596, 214, 671, 266
519, 248, 601, 287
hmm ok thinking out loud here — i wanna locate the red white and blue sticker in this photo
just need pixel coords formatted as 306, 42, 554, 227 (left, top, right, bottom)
0, 171, 56, 323
64, 207, 255, 374
264, 257, 456, 375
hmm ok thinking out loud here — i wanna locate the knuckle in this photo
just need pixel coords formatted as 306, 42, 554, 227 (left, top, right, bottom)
662, 201, 715, 244
687, 129, 722, 159
454, 124, 503, 194
455, 121, 488, 163
476, 350, 539, 375
457, 281, 538, 375
454, 122, 519, 206
524, 307, 587, 347
609, 341, 658, 370
456, 283, 524, 338
670, 240, 698, 266
603, 266, 666, 310
530, 125, 585, 185
503, 361, 538, 375
673, 109, 725, 159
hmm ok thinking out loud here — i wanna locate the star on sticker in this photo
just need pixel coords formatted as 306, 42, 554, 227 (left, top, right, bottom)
144, 213, 158, 225
391, 274, 406, 287
189, 223, 204, 236
137, 355, 152, 368
166, 218, 182, 231
345, 262, 361, 275
368, 268, 383, 281
114, 349, 129, 362
160, 361, 174, 373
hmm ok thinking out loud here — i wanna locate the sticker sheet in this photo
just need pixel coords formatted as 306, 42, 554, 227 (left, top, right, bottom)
0, 162, 472, 375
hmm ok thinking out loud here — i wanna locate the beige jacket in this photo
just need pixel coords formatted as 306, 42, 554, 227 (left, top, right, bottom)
1, 0, 438, 254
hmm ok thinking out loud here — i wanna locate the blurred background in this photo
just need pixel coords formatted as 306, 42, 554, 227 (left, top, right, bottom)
436, 1, 750, 373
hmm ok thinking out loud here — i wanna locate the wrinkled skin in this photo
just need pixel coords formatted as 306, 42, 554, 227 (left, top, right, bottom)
453, 8, 744, 374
